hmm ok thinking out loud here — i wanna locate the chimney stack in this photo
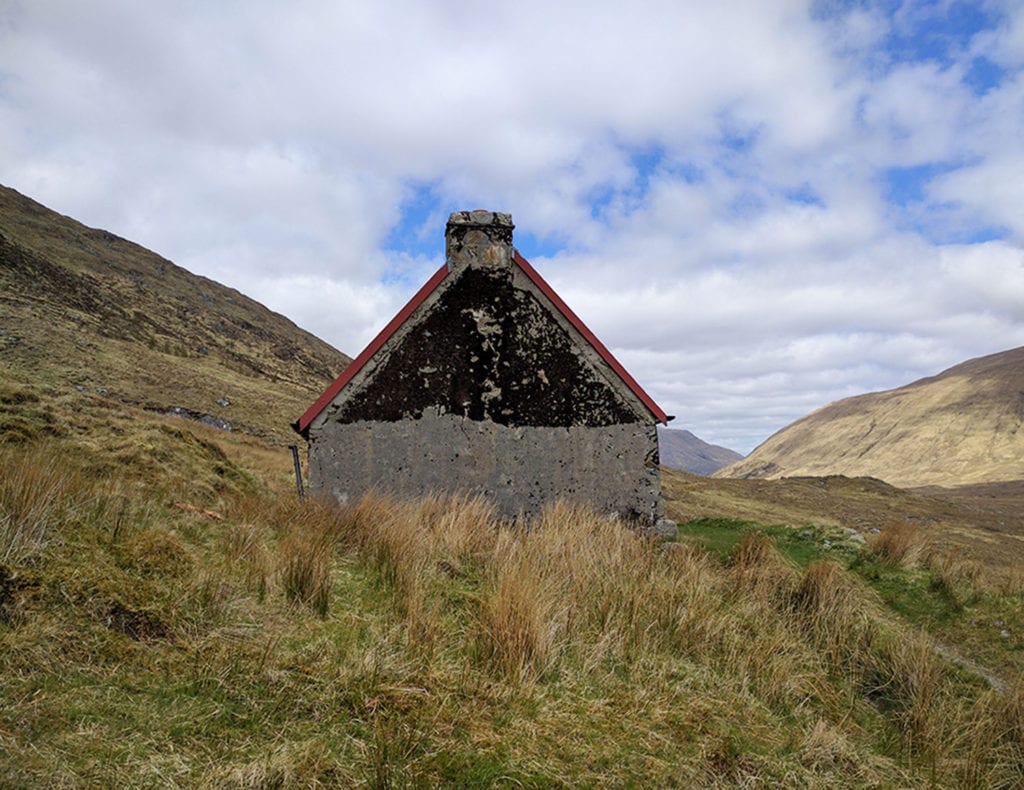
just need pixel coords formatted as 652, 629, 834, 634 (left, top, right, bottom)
446, 210, 514, 272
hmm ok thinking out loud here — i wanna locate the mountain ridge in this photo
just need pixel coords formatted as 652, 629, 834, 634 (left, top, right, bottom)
0, 184, 351, 441
716, 346, 1024, 488
657, 427, 743, 475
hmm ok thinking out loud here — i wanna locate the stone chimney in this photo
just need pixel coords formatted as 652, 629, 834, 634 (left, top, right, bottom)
446, 210, 514, 271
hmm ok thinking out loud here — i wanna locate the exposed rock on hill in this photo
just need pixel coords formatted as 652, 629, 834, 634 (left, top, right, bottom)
716, 347, 1024, 488
657, 427, 743, 475
0, 184, 351, 441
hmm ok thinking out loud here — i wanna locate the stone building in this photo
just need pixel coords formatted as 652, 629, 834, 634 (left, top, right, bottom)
295, 210, 670, 523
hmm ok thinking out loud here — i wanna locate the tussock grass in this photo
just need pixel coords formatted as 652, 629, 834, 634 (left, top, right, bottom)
730, 529, 800, 606
926, 551, 984, 612
279, 530, 332, 617
793, 560, 876, 670
3, 438, 1024, 787
0, 443, 92, 563
222, 522, 272, 599
868, 519, 926, 568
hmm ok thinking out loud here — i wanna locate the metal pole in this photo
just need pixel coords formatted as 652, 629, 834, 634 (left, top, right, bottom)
288, 444, 305, 501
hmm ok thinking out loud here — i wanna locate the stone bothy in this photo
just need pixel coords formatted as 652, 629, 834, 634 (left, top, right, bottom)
295, 210, 669, 523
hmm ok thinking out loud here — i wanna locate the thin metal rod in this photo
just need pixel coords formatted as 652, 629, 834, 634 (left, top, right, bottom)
288, 444, 305, 501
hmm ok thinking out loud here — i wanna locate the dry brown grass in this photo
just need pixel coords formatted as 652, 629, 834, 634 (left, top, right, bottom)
318, 493, 1024, 785
477, 554, 560, 683
222, 522, 272, 599
793, 560, 879, 675
927, 551, 984, 606
730, 529, 800, 606
279, 532, 332, 617
0, 442, 93, 563
868, 520, 927, 568
5, 441, 1024, 786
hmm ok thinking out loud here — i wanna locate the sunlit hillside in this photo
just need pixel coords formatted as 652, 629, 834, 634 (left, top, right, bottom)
718, 347, 1024, 488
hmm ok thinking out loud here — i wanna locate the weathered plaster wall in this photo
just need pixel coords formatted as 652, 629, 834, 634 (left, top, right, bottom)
308, 409, 663, 522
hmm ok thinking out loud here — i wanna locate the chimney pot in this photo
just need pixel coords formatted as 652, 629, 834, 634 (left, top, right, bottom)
446, 210, 514, 271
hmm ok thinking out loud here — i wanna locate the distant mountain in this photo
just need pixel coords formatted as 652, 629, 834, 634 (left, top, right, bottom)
657, 427, 743, 475
0, 184, 351, 441
716, 346, 1024, 488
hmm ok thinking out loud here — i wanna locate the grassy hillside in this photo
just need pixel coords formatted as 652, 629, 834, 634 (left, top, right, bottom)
0, 184, 351, 442
666, 469, 1024, 572
666, 469, 1024, 686
717, 347, 1024, 488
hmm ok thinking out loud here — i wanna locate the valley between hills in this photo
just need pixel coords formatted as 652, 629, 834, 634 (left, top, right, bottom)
2, 183, 1024, 786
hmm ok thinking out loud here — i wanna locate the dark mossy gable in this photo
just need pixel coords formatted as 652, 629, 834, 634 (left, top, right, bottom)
335, 264, 639, 428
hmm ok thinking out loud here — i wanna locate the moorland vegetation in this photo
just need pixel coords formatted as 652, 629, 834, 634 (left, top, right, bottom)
2, 381, 1023, 787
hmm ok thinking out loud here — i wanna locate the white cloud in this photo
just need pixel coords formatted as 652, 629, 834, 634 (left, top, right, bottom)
858, 62, 972, 165
246, 273, 410, 355
938, 242, 1024, 318
971, 2, 1024, 68
931, 154, 1024, 241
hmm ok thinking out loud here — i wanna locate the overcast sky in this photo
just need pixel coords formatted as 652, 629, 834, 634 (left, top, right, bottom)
2, 1, 1023, 453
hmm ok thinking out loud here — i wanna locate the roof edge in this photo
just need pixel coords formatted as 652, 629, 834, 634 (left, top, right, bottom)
512, 250, 668, 425
295, 264, 449, 435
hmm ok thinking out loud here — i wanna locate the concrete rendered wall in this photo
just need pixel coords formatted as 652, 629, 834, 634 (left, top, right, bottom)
308, 408, 663, 523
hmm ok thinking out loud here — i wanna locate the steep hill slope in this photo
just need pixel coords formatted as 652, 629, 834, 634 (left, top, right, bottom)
657, 427, 743, 475
0, 184, 350, 441
716, 346, 1024, 488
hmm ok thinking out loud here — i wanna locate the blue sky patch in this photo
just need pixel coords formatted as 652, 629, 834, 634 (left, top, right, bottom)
384, 182, 446, 258
514, 230, 568, 260
882, 161, 1009, 244
660, 158, 705, 185
629, 145, 666, 182
882, 1, 1002, 67
719, 124, 760, 154
964, 55, 1006, 93
883, 161, 961, 206
785, 184, 825, 207
728, 191, 767, 218
587, 182, 620, 223
962, 224, 1011, 242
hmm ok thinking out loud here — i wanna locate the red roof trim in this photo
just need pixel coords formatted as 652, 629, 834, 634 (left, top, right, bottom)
295, 264, 448, 433
513, 250, 668, 425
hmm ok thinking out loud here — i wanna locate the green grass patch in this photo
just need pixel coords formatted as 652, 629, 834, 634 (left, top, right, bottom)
851, 556, 963, 626
678, 517, 862, 567
680, 516, 1024, 687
